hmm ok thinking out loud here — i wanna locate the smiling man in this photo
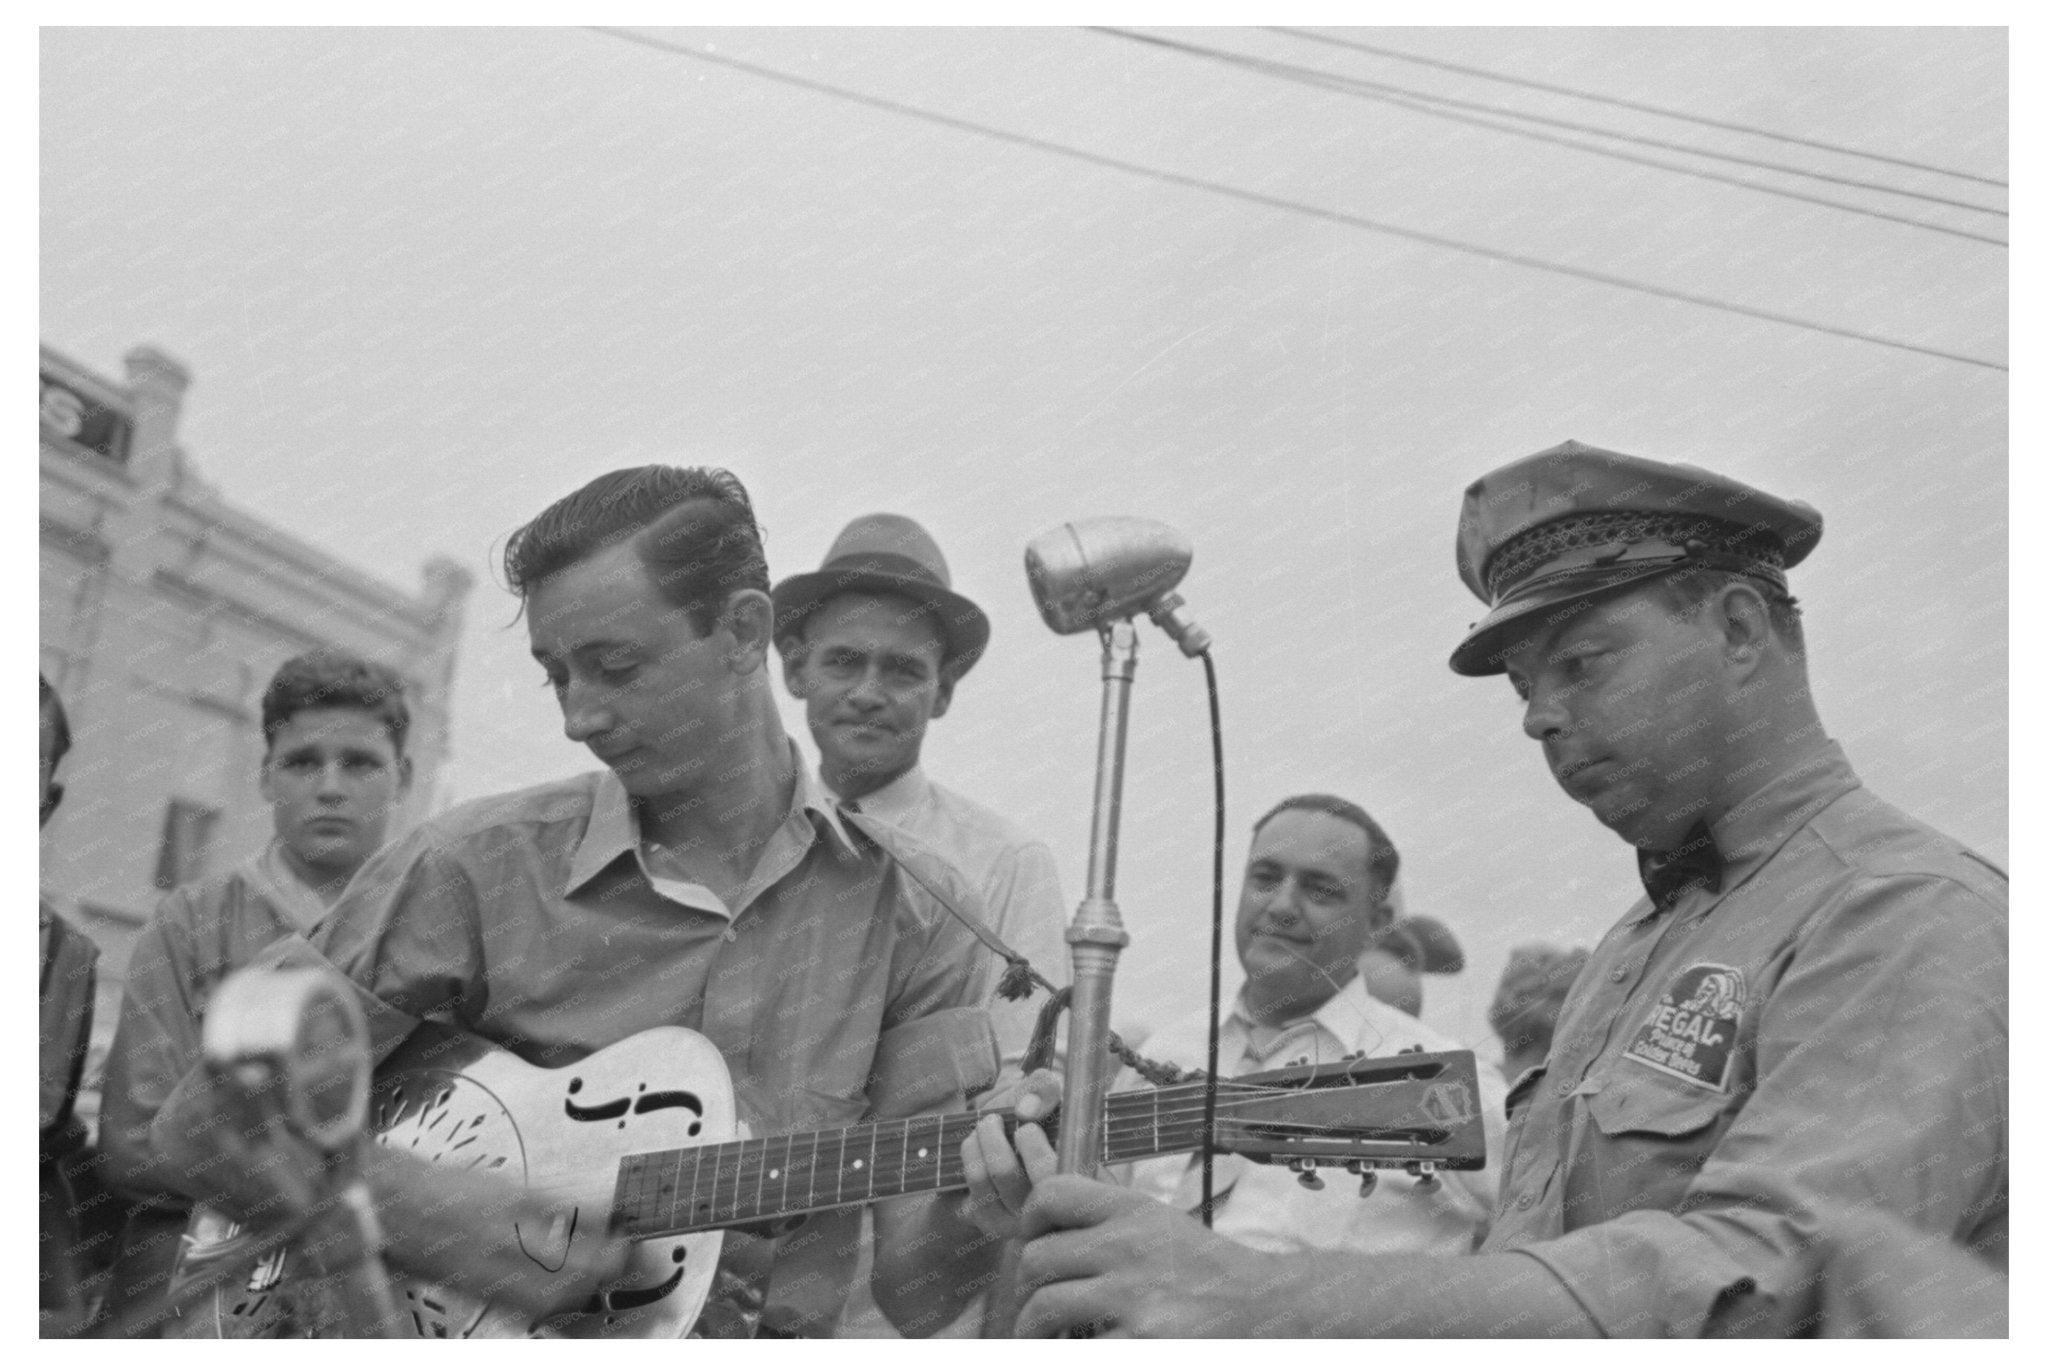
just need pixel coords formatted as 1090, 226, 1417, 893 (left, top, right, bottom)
1111, 794, 1502, 1257
963, 441, 2007, 1338
772, 514, 1069, 1077
100, 651, 413, 1329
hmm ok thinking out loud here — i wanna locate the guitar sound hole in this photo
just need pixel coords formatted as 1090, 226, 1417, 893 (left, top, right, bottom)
565, 1095, 631, 1122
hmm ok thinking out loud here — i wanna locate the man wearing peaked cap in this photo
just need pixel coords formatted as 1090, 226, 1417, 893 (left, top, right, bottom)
1449, 438, 1823, 678
958, 440, 2006, 1339
774, 514, 1070, 1338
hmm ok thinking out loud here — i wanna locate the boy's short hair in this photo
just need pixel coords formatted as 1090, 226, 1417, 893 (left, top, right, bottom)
260, 651, 411, 754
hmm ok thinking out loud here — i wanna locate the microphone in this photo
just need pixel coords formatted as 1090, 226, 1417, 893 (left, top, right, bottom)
1023, 517, 1211, 656
171, 968, 404, 1337
202, 966, 372, 1153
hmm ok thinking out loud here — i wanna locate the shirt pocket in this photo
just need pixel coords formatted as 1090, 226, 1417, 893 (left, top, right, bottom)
1572, 1078, 1727, 1223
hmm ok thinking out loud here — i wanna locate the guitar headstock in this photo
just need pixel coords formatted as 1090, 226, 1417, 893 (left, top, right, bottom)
1210, 1048, 1487, 1173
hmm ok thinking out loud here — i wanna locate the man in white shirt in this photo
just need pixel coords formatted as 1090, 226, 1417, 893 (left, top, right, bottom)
772, 513, 1072, 1336
1116, 794, 1505, 1257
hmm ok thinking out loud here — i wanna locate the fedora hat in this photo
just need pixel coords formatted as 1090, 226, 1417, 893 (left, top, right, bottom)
772, 514, 992, 678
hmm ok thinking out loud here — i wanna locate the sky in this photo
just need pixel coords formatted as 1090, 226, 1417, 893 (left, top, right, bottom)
39, 25, 2007, 1057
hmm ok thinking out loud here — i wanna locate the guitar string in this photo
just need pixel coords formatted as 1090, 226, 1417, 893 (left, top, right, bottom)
618, 1087, 1377, 1211
612, 1087, 1452, 1230
621, 1084, 1431, 1187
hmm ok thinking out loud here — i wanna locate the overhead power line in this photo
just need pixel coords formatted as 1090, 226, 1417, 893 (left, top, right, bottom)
1094, 27, 2004, 229
587, 26, 2005, 374
1269, 27, 2008, 190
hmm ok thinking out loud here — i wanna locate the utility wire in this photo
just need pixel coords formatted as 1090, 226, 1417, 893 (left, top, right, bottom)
588, 26, 2005, 373
1270, 26, 2008, 190
1097, 27, 2004, 225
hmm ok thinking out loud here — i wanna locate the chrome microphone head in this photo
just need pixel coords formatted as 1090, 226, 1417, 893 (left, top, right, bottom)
203, 966, 371, 1152
1024, 517, 1194, 635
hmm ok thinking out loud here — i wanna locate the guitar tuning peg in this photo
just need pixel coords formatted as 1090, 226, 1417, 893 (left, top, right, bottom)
1405, 1160, 1440, 1192
1289, 1158, 1325, 1191
1355, 1170, 1377, 1199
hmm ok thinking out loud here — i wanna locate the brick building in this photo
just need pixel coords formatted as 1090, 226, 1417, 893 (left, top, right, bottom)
39, 340, 472, 1123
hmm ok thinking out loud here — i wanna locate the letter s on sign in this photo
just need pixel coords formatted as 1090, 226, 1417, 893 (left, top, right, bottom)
41, 381, 85, 439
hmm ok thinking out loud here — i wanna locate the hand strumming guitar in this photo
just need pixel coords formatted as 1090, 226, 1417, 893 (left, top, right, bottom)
151, 1056, 630, 1323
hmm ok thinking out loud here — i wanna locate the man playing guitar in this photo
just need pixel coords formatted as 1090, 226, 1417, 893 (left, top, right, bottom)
148, 466, 1009, 1337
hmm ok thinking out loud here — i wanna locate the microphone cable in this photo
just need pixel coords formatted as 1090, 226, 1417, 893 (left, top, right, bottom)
1197, 647, 1225, 1228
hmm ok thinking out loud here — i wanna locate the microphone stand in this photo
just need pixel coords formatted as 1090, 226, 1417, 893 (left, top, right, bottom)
1056, 620, 1139, 1177
1023, 517, 1209, 1181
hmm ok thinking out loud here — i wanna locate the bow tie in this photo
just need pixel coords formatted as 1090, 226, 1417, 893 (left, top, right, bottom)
1638, 822, 1723, 911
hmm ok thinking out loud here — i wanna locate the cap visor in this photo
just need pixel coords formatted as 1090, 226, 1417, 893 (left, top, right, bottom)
1448, 563, 1678, 676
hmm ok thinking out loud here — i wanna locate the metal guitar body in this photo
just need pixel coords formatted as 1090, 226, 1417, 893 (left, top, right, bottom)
192, 1025, 733, 1339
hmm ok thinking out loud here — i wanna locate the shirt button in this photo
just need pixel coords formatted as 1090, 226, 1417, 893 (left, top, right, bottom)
723, 926, 738, 942
1517, 1193, 1535, 1209
1554, 1080, 1573, 1097
1610, 967, 1628, 983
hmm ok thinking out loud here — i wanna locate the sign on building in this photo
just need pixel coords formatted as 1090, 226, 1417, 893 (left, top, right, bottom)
41, 367, 133, 465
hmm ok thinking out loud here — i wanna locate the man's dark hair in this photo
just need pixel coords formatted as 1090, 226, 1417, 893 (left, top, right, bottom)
39, 673, 72, 766
503, 466, 769, 637
1651, 564, 1805, 652
261, 652, 411, 754
1252, 793, 1400, 907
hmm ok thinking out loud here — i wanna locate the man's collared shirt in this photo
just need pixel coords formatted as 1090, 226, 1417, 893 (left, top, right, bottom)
1116, 976, 1507, 1258
302, 757, 992, 1335
1482, 741, 2008, 1336
822, 764, 1070, 1073
311, 759, 987, 1131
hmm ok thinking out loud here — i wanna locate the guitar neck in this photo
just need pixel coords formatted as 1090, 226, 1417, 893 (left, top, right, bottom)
611, 1082, 1222, 1239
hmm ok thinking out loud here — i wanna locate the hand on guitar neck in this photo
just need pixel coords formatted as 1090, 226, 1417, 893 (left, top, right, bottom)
958, 1070, 1065, 1242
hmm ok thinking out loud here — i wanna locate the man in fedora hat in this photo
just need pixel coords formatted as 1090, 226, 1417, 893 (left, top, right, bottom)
774, 513, 1071, 1337
958, 441, 2006, 1338
773, 513, 1071, 1067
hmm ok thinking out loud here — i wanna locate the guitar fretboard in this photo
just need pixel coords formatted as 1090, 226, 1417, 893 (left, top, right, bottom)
611, 1080, 1271, 1238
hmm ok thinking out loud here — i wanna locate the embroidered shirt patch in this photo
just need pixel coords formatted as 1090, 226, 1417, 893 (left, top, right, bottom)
1623, 963, 1745, 1092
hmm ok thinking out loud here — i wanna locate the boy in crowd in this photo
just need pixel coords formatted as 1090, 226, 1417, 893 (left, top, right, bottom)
98, 651, 412, 1329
